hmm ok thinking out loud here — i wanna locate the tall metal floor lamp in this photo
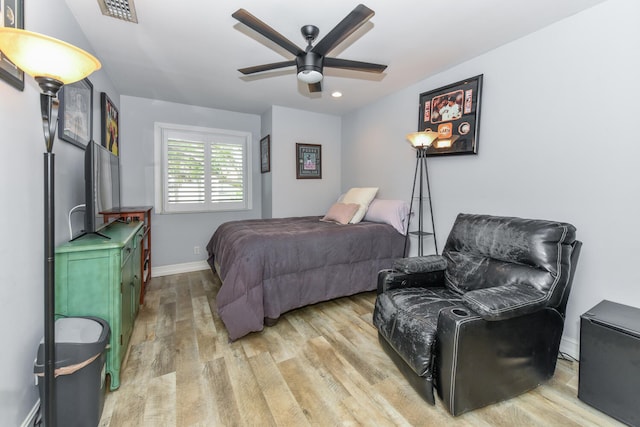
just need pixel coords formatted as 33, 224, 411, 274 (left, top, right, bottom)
404, 130, 441, 257
0, 28, 100, 427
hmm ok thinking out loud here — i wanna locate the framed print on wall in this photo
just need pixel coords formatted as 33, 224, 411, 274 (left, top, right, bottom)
296, 143, 321, 179
58, 78, 93, 148
260, 135, 270, 173
0, 0, 24, 90
101, 92, 119, 155
418, 74, 483, 156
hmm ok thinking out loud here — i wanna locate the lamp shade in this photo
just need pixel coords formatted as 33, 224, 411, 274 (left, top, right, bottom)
0, 28, 101, 84
433, 135, 460, 149
406, 130, 439, 148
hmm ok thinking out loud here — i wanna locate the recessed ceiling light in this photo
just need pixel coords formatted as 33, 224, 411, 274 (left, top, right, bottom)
331, 91, 343, 98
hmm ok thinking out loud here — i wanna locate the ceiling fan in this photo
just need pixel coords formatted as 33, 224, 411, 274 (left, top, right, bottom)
232, 4, 387, 93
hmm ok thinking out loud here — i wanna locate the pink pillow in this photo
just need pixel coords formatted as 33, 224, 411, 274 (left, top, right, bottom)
364, 199, 410, 234
321, 203, 360, 225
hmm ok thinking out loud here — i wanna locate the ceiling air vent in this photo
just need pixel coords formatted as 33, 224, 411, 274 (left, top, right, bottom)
97, 0, 138, 23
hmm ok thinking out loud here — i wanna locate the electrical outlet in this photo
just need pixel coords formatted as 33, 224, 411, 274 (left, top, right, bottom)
194, 246, 200, 255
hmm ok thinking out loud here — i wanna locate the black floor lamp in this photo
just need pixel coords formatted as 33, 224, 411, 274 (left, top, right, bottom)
404, 130, 440, 257
0, 28, 100, 427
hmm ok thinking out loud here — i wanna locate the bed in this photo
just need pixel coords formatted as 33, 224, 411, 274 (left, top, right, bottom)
206, 214, 405, 341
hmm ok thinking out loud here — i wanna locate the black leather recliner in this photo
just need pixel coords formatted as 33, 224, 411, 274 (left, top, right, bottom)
373, 213, 582, 416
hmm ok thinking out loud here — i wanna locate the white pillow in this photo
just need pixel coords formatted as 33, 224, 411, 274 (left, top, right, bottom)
341, 187, 379, 223
364, 199, 410, 234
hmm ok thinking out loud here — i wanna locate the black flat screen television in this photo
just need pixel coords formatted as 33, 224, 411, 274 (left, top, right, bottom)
74, 140, 121, 240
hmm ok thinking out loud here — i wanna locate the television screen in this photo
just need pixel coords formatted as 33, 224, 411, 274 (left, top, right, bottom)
76, 141, 120, 240
94, 143, 120, 220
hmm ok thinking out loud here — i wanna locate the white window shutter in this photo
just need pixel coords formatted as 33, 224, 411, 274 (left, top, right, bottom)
155, 123, 251, 214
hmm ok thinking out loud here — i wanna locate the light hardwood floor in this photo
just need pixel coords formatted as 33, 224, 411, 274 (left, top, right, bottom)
99, 270, 622, 427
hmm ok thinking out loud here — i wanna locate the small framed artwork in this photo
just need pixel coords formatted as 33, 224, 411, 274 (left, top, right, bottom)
58, 78, 93, 149
260, 135, 270, 173
296, 143, 321, 179
418, 74, 483, 156
101, 92, 119, 155
0, 0, 25, 91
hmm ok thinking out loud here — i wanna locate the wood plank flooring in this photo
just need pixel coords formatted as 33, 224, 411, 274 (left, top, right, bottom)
99, 270, 623, 426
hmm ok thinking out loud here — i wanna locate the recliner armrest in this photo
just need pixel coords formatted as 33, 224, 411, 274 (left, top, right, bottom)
377, 268, 446, 294
435, 305, 564, 415
393, 255, 447, 274
377, 256, 448, 294
462, 283, 548, 321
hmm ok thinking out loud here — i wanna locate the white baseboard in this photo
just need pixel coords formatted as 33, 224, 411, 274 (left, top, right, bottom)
560, 335, 580, 360
21, 400, 39, 427
151, 260, 210, 277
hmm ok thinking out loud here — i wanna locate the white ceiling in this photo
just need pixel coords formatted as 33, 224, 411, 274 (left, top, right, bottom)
64, 0, 606, 116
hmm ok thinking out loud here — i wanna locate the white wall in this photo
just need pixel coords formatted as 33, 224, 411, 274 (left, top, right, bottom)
119, 96, 262, 266
0, 0, 120, 423
342, 0, 640, 356
270, 105, 342, 217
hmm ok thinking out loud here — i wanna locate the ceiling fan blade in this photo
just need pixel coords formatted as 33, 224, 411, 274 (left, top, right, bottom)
308, 81, 322, 93
324, 57, 387, 73
311, 4, 374, 56
238, 60, 296, 75
232, 9, 304, 56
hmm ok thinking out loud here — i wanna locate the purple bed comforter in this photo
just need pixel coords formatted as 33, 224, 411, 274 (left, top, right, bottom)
206, 216, 405, 340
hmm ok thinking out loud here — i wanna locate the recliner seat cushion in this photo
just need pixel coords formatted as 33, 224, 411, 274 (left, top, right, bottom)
373, 287, 462, 377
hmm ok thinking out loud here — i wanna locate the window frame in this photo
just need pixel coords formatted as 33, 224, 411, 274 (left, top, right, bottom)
154, 122, 253, 214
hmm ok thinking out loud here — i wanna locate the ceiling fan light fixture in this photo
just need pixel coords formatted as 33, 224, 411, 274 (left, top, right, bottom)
232, 5, 386, 93
297, 69, 323, 84
296, 51, 323, 83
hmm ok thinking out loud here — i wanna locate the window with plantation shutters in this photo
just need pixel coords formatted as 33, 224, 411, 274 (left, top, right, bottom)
167, 140, 205, 205
210, 142, 244, 204
154, 123, 252, 213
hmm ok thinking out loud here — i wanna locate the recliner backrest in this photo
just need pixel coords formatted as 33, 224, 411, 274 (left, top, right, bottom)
442, 213, 577, 309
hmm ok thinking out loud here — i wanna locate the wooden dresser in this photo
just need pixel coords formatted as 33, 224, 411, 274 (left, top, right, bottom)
55, 221, 144, 390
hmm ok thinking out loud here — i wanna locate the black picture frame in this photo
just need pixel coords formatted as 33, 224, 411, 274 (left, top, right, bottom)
296, 143, 321, 179
58, 78, 94, 149
101, 92, 119, 155
260, 135, 270, 173
418, 74, 483, 156
0, 0, 25, 91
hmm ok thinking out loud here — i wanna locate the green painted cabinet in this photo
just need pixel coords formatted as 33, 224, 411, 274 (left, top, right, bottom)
55, 221, 144, 390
